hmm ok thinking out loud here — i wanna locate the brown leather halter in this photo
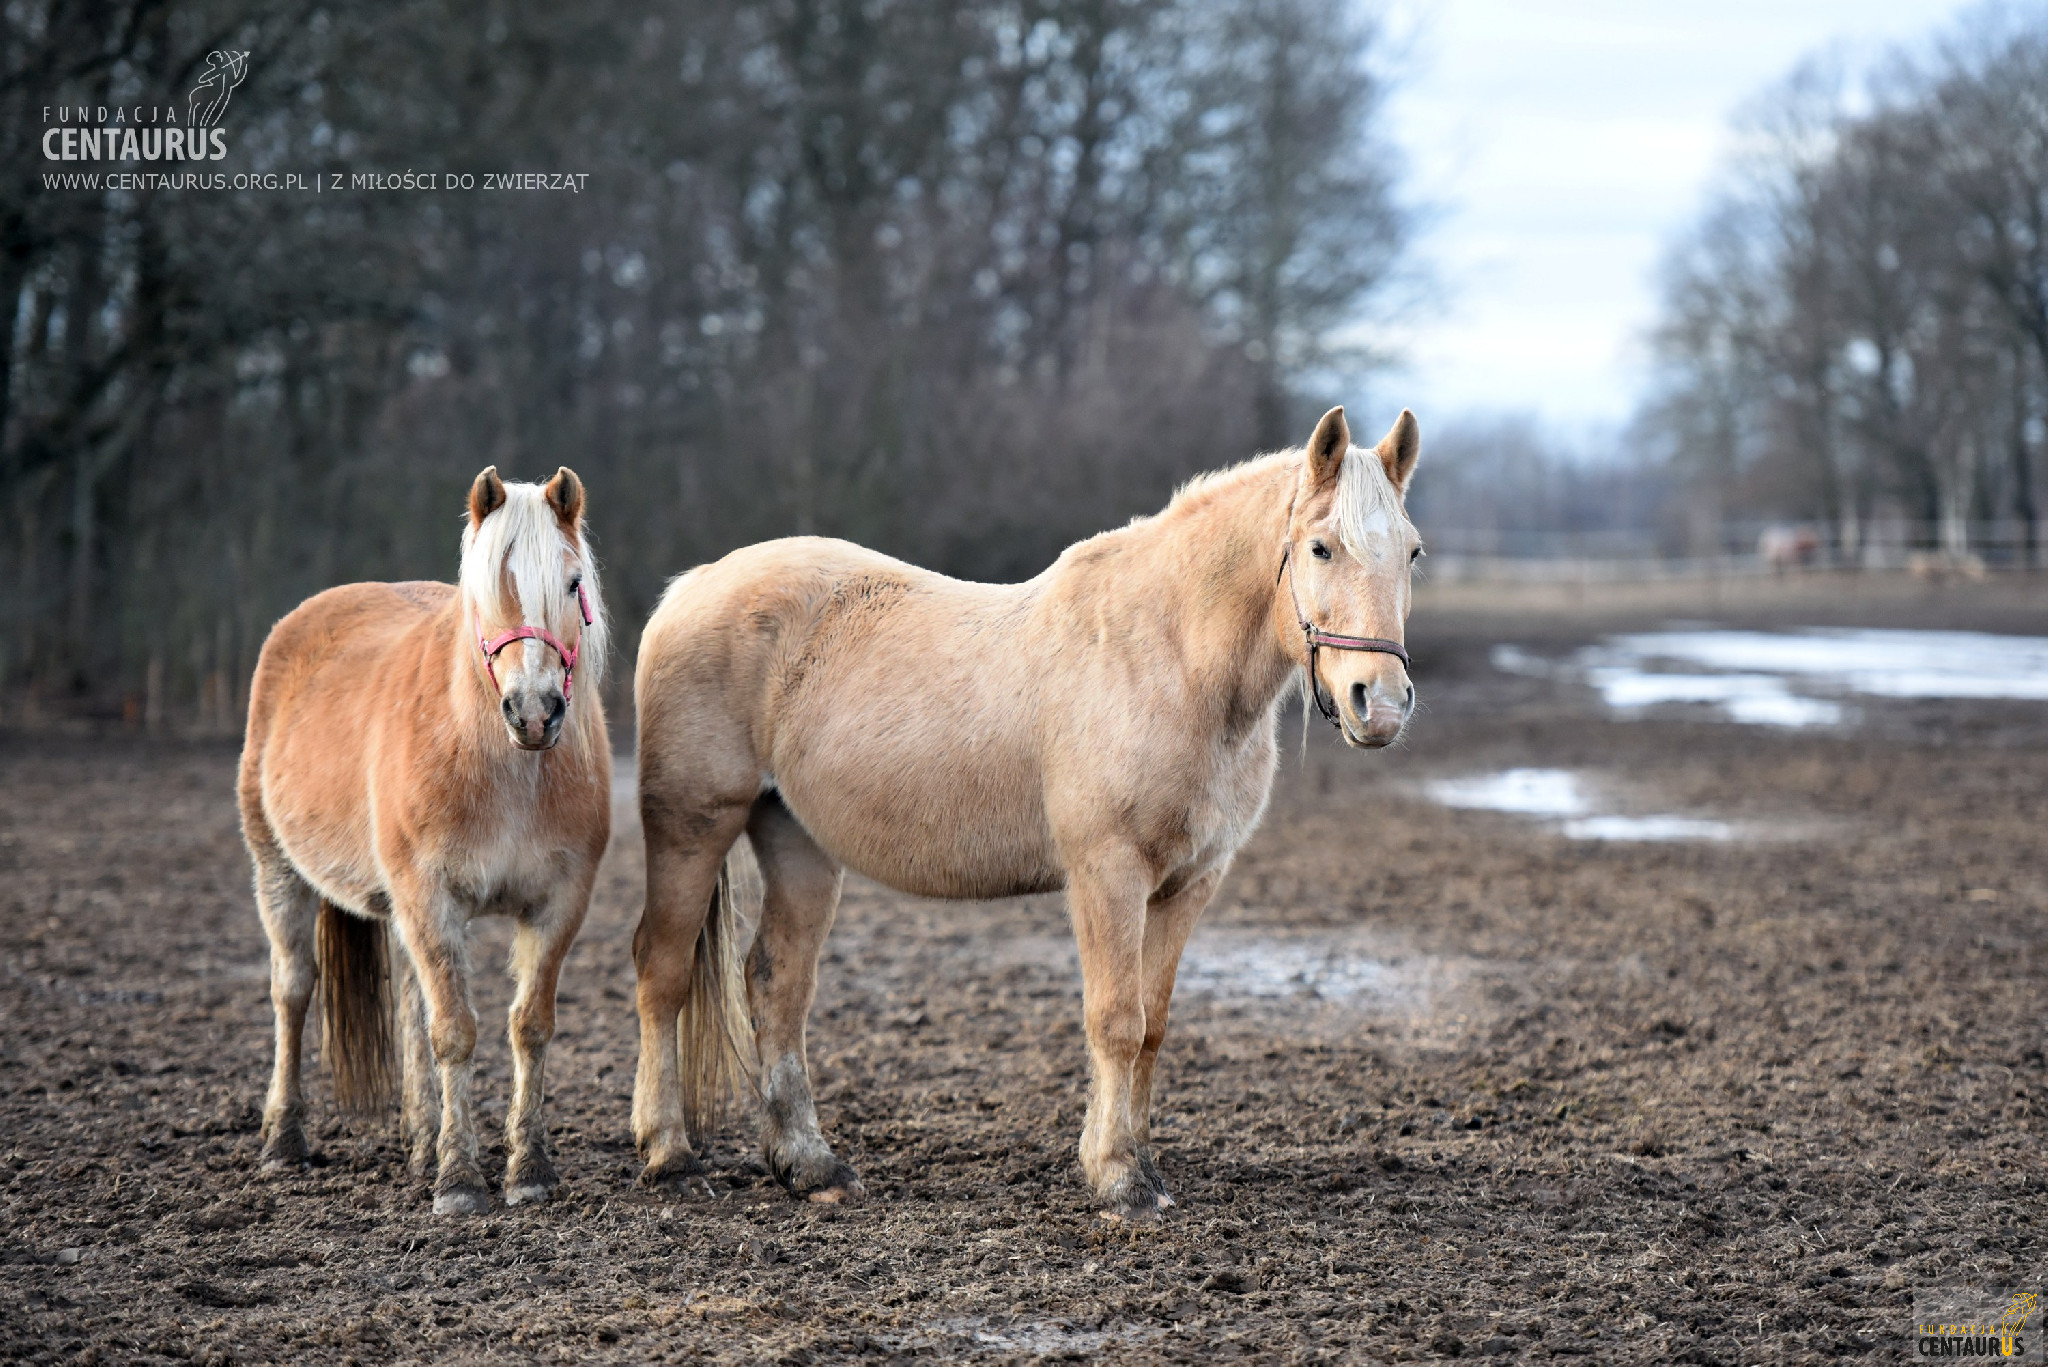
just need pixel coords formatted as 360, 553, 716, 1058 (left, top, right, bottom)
1277, 538, 1411, 730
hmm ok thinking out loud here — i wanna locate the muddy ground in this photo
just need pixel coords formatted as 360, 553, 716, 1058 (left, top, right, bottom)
3, 574, 2045, 1364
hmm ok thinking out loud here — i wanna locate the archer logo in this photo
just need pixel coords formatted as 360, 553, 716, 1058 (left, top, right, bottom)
188, 51, 249, 128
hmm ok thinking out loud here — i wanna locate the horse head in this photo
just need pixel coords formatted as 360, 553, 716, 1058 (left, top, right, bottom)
1280, 406, 1422, 748
462, 466, 606, 750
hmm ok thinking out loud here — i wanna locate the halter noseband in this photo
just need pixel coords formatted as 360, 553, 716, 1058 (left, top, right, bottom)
477, 581, 594, 702
1277, 527, 1411, 730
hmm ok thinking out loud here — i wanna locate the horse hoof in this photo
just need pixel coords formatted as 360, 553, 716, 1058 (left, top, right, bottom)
432, 1186, 491, 1217
502, 1182, 555, 1207
639, 1156, 713, 1197
805, 1172, 865, 1205
1097, 1171, 1174, 1222
258, 1130, 308, 1172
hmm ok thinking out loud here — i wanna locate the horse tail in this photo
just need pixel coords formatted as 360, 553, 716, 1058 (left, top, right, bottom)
318, 900, 396, 1113
677, 856, 756, 1140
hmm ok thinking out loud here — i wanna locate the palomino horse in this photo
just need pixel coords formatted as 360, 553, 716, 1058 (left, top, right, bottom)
630, 406, 1421, 1216
239, 468, 611, 1215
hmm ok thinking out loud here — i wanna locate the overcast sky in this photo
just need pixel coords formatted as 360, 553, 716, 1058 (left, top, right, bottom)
1373, 0, 1982, 435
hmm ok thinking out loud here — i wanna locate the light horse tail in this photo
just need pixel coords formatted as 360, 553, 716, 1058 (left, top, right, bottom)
317, 901, 396, 1113
677, 857, 756, 1140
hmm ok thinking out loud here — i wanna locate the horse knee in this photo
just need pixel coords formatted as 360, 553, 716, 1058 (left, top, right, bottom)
1084, 1000, 1146, 1060
430, 1009, 478, 1065
270, 960, 316, 1009
508, 1003, 554, 1055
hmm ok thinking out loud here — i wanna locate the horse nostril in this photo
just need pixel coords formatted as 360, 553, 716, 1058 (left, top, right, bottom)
501, 698, 519, 724
1405, 684, 1415, 708
546, 694, 566, 726
1350, 681, 1369, 716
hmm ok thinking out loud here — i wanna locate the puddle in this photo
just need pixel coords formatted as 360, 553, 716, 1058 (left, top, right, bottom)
1174, 932, 1404, 1002
1425, 768, 1741, 842
904, 1319, 1168, 1359
1550, 627, 2048, 727
1424, 768, 1589, 817
1559, 814, 1736, 842
1583, 667, 1844, 727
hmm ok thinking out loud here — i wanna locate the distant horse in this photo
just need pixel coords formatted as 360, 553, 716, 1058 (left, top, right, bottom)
631, 406, 1422, 1216
239, 468, 611, 1215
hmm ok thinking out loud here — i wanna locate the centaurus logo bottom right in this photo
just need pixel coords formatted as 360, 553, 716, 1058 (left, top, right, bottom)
1915, 1290, 2037, 1359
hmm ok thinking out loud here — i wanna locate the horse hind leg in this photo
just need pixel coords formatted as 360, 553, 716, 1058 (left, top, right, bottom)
250, 845, 319, 1169
399, 957, 438, 1175
746, 793, 861, 1203
632, 791, 751, 1189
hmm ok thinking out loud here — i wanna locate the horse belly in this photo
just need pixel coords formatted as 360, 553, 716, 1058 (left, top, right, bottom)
775, 757, 1063, 900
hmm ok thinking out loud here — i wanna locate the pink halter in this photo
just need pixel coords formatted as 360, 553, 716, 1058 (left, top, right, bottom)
477, 582, 594, 701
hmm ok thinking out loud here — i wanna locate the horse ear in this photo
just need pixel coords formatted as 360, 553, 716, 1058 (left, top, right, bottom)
468, 466, 506, 528
1376, 409, 1420, 494
543, 466, 585, 531
1304, 406, 1350, 487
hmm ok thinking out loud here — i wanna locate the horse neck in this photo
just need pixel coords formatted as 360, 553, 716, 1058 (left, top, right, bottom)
1130, 460, 1300, 725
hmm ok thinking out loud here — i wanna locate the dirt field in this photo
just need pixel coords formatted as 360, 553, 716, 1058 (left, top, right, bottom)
4, 574, 2045, 1364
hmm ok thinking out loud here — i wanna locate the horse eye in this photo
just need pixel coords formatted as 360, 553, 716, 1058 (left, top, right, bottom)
568, 576, 582, 596
1409, 547, 1423, 564
1309, 541, 1331, 560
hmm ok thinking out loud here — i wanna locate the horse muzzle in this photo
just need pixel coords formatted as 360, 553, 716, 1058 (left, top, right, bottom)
502, 690, 567, 750
1342, 681, 1412, 749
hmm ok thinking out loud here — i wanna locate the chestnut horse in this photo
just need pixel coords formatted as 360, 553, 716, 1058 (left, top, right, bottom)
239, 468, 611, 1215
630, 406, 1422, 1216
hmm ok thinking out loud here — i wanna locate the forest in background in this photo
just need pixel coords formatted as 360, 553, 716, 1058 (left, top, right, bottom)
4, 0, 1408, 721
1634, 8, 2048, 563
13, 1, 2048, 726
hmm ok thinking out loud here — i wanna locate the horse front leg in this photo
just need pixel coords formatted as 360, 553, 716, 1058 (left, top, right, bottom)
502, 878, 593, 1205
1130, 868, 1222, 1198
390, 883, 488, 1216
399, 960, 438, 1176
1067, 851, 1165, 1218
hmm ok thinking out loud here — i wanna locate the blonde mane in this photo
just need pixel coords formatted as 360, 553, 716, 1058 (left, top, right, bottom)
459, 483, 609, 693
1159, 442, 1410, 557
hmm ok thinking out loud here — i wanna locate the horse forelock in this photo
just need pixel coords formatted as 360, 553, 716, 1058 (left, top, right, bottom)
1330, 444, 1411, 562
458, 484, 608, 691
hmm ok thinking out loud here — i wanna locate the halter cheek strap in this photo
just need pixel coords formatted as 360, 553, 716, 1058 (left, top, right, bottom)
477, 582, 594, 702
1277, 539, 1411, 729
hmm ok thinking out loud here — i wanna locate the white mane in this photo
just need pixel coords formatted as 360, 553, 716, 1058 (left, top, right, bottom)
459, 483, 609, 693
